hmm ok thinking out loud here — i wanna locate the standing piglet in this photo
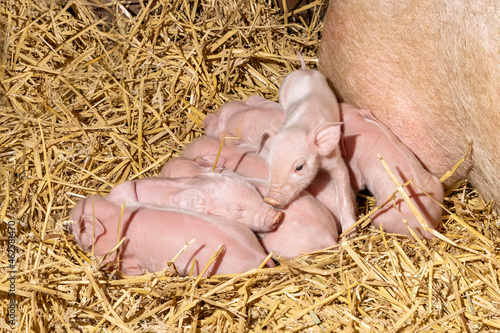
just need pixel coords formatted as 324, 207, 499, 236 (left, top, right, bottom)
106, 173, 283, 233
264, 66, 357, 235
203, 95, 285, 153
68, 196, 274, 276
341, 103, 444, 238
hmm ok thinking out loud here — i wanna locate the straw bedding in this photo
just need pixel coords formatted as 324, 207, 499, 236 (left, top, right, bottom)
1, 0, 499, 331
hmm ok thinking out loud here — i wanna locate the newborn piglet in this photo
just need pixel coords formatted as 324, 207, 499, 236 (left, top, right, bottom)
107, 173, 283, 233
265, 63, 357, 235
341, 103, 444, 238
68, 196, 274, 276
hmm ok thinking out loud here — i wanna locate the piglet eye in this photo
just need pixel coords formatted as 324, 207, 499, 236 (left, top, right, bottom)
295, 164, 303, 172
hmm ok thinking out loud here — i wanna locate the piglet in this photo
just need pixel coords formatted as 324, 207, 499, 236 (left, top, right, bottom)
203, 95, 285, 153
264, 65, 357, 235
68, 196, 274, 276
107, 173, 284, 233
341, 103, 443, 238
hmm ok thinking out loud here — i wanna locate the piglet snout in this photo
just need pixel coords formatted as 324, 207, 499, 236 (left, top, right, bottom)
269, 210, 284, 230
255, 207, 284, 233
263, 197, 285, 209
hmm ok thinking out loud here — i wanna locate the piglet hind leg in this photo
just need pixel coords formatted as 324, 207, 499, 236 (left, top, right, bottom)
371, 198, 434, 239
371, 181, 443, 239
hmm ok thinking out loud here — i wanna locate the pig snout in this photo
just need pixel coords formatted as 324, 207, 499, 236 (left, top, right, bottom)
263, 184, 295, 209
254, 206, 284, 233
263, 197, 284, 209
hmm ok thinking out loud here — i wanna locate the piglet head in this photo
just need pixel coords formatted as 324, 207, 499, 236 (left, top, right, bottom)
207, 175, 285, 232
264, 123, 342, 208
264, 127, 320, 208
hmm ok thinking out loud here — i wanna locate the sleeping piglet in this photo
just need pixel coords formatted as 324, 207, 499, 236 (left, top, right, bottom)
68, 196, 274, 276
203, 95, 285, 153
264, 65, 357, 235
341, 103, 444, 238
107, 173, 284, 233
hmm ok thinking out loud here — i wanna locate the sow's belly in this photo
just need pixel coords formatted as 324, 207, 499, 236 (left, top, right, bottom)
318, 0, 500, 207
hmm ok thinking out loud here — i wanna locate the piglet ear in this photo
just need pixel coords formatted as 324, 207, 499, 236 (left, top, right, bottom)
258, 129, 277, 154
203, 113, 219, 136
194, 155, 226, 168
73, 214, 105, 251
245, 95, 267, 106
172, 189, 207, 212
309, 122, 342, 156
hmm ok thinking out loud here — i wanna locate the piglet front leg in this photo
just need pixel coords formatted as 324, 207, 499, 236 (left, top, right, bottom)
327, 150, 358, 237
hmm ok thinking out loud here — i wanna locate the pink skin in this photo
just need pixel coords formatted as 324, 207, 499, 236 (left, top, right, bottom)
247, 178, 339, 259
265, 68, 357, 235
68, 196, 274, 276
319, 0, 499, 211
172, 136, 340, 219
258, 192, 339, 259
158, 153, 340, 258
203, 95, 285, 153
341, 103, 443, 238
181, 135, 269, 179
159, 156, 222, 178
106, 173, 284, 233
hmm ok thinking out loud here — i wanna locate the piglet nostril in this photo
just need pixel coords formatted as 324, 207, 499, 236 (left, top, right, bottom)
264, 197, 283, 208
270, 211, 284, 230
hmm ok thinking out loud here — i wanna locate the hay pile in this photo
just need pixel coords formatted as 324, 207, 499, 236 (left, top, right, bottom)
1, 0, 499, 331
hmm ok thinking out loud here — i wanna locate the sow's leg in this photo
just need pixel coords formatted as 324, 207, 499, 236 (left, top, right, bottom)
319, 0, 500, 207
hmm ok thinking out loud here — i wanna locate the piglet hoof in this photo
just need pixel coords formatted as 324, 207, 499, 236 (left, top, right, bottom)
263, 197, 284, 209
341, 227, 357, 240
